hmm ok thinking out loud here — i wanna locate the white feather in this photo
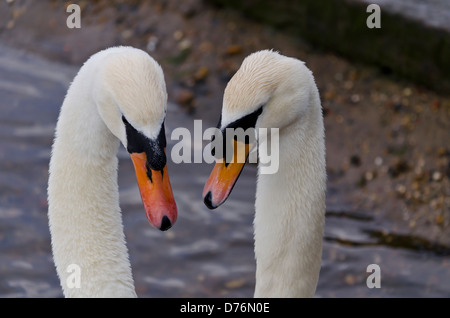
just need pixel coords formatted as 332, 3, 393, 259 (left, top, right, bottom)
47, 46, 167, 297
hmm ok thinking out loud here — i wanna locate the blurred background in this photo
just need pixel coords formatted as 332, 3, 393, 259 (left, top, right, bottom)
0, 0, 448, 297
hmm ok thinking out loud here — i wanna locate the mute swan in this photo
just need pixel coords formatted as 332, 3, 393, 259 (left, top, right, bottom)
48, 46, 177, 297
203, 50, 326, 297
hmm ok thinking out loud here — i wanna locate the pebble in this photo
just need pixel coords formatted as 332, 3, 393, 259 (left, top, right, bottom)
121, 29, 133, 40
344, 274, 356, 286
175, 89, 195, 106
225, 278, 246, 289
395, 184, 406, 197
436, 147, 448, 157
350, 154, 361, 166
374, 156, 383, 166
344, 80, 354, 90
173, 30, 184, 41
364, 171, 375, 181
402, 87, 412, 97
193, 66, 209, 82
412, 190, 421, 201
199, 41, 214, 53
350, 94, 360, 103
324, 89, 336, 100
389, 159, 410, 178
226, 44, 243, 55
429, 199, 441, 210
432, 171, 442, 182
435, 213, 445, 226
146, 35, 158, 52
178, 39, 192, 51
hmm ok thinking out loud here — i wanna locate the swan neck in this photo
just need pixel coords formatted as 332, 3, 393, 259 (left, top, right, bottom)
48, 72, 136, 297
254, 102, 326, 297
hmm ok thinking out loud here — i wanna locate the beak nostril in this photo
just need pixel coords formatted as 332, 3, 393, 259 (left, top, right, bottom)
159, 215, 172, 231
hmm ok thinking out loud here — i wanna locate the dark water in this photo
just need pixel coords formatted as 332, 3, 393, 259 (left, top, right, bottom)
0, 44, 448, 298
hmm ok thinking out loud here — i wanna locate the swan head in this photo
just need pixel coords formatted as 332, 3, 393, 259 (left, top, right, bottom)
94, 47, 177, 230
203, 50, 314, 208
221, 50, 311, 131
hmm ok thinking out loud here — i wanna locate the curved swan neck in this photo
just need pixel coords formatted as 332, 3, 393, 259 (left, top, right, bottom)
253, 87, 326, 297
48, 62, 136, 297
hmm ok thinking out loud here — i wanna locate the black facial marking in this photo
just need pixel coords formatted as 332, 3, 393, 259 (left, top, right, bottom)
123, 116, 167, 172
210, 106, 263, 164
223, 106, 263, 132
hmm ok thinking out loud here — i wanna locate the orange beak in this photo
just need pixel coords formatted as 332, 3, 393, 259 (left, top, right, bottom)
203, 139, 252, 209
130, 151, 177, 230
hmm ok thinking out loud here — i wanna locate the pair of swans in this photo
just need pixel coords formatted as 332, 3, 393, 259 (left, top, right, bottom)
48, 46, 326, 297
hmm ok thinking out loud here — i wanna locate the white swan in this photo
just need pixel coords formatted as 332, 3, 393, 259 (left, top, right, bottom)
203, 50, 326, 297
48, 46, 177, 297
